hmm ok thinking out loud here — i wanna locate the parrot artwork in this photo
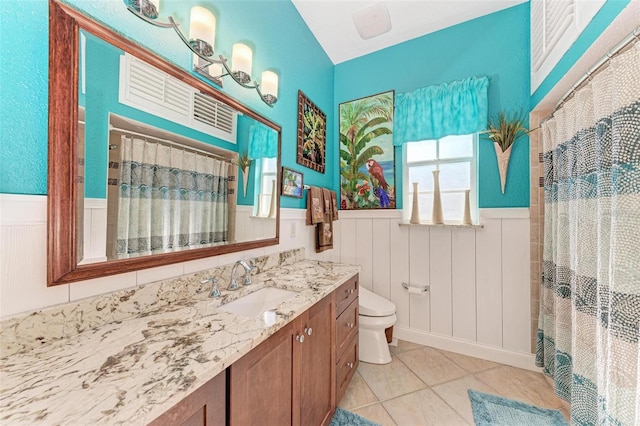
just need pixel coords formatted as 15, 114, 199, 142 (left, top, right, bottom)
366, 159, 389, 189
366, 159, 390, 208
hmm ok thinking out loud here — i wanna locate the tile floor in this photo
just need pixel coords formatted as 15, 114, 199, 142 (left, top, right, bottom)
338, 340, 569, 425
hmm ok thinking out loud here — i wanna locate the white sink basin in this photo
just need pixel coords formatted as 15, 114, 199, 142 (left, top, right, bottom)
218, 287, 298, 320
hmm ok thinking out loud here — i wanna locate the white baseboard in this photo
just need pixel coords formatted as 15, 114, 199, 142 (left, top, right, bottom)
394, 326, 540, 372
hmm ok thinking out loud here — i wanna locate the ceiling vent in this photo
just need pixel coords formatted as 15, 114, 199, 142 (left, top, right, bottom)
352, 2, 392, 40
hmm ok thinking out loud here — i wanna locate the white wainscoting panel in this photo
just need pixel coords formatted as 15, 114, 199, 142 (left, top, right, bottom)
371, 218, 391, 299
409, 225, 430, 332
0, 195, 69, 317
334, 208, 533, 368
452, 228, 477, 342
388, 217, 410, 329
355, 219, 373, 291
429, 227, 453, 336
475, 218, 504, 347
501, 218, 532, 353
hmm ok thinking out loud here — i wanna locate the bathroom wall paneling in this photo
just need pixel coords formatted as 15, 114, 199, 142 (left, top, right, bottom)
335, 209, 532, 368
0, 195, 338, 318
0, 194, 531, 369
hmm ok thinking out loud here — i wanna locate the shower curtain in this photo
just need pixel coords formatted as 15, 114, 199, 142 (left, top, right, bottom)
117, 136, 229, 256
537, 43, 640, 425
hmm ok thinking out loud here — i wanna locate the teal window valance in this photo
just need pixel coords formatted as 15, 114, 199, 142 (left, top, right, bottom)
393, 76, 489, 146
248, 122, 278, 159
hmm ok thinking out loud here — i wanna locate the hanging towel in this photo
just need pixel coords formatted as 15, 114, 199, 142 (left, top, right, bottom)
306, 186, 324, 225
316, 188, 334, 252
330, 190, 339, 221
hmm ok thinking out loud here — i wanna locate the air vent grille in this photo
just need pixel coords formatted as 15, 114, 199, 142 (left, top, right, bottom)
119, 53, 237, 143
194, 92, 235, 134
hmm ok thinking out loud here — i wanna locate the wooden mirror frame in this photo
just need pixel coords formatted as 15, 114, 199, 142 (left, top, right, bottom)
48, 0, 280, 286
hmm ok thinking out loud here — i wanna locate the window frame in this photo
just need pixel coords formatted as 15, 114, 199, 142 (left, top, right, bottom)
257, 157, 277, 217
403, 134, 478, 223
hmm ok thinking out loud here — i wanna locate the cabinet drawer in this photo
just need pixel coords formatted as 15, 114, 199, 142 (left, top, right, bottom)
335, 275, 358, 317
336, 334, 358, 404
335, 299, 358, 356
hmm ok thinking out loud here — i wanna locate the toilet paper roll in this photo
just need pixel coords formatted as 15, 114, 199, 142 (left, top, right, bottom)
408, 286, 423, 296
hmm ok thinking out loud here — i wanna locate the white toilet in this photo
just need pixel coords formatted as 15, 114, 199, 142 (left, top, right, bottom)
359, 286, 397, 364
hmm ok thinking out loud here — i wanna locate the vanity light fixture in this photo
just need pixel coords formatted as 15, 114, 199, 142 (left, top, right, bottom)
125, 0, 279, 107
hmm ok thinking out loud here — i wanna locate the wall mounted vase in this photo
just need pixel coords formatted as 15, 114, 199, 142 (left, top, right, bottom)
494, 142, 513, 194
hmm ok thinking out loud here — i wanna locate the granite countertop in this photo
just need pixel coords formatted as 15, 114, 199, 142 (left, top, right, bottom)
0, 257, 359, 425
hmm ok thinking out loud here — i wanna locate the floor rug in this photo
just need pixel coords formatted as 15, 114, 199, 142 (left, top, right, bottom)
468, 390, 568, 426
330, 407, 380, 426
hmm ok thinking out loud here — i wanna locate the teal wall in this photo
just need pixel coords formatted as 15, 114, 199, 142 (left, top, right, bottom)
0, 0, 334, 209
335, 3, 531, 208
530, 0, 632, 109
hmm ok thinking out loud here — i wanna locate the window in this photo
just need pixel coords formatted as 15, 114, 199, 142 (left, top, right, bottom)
256, 157, 277, 217
404, 134, 477, 223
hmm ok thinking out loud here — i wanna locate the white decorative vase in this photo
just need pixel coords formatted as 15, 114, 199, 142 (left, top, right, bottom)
256, 196, 262, 217
431, 170, 444, 224
494, 142, 513, 194
268, 180, 277, 218
242, 166, 250, 196
409, 182, 421, 224
462, 189, 472, 225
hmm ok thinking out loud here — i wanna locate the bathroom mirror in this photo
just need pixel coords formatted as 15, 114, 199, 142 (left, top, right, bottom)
48, 0, 280, 286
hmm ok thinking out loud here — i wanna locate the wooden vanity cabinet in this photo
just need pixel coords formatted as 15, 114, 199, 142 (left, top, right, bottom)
334, 275, 359, 404
228, 294, 334, 426
149, 370, 226, 426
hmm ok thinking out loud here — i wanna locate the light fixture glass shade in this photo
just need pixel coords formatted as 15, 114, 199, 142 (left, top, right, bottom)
189, 6, 216, 51
232, 43, 252, 78
261, 71, 278, 98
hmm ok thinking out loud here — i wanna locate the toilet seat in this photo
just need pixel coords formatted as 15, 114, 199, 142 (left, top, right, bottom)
359, 287, 395, 317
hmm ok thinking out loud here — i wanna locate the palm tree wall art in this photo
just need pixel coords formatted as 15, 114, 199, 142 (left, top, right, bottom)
339, 91, 395, 209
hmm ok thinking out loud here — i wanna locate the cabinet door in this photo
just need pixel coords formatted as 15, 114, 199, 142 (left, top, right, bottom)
228, 321, 294, 425
298, 295, 334, 426
149, 370, 225, 426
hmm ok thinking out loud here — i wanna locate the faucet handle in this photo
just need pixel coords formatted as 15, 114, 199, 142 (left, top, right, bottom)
243, 260, 257, 285
201, 277, 221, 298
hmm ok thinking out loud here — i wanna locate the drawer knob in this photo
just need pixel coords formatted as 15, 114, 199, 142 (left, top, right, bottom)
347, 322, 355, 329
346, 362, 354, 369
296, 335, 305, 343
305, 327, 313, 336
347, 288, 355, 294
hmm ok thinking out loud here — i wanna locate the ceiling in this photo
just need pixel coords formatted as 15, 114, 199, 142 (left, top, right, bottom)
291, 0, 528, 64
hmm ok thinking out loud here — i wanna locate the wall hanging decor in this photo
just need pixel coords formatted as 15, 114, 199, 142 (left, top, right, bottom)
339, 90, 395, 210
296, 90, 327, 173
238, 150, 252, 196
281, 167, 304, 198
482, 110, 530, 194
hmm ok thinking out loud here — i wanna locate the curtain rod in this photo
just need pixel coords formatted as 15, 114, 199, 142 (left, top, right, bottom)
109, 126, 237, 165
541, 26, 640, 125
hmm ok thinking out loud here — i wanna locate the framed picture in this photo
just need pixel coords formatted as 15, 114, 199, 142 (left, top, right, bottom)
281, 167, 304, 198
296, 90, 326, 173
339, 90, 395, 210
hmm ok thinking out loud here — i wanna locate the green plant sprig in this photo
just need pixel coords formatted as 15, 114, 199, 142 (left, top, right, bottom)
483, 110, 530, 152
238, 150, 252, 170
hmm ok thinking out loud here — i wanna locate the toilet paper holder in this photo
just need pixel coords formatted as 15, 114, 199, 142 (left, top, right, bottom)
401, 282, 429, 293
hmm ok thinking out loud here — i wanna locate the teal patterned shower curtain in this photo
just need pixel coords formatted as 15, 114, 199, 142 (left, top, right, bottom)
537, 43, 640, 425
117, 137, 229, 256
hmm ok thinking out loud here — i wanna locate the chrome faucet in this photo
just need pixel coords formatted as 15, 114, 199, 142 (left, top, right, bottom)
228, 260, 256, 290
201, 277, 221, 298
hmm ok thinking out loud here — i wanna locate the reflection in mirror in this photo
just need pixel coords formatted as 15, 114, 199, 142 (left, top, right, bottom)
47, 0, 280, 285
77, 30, 277, 265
